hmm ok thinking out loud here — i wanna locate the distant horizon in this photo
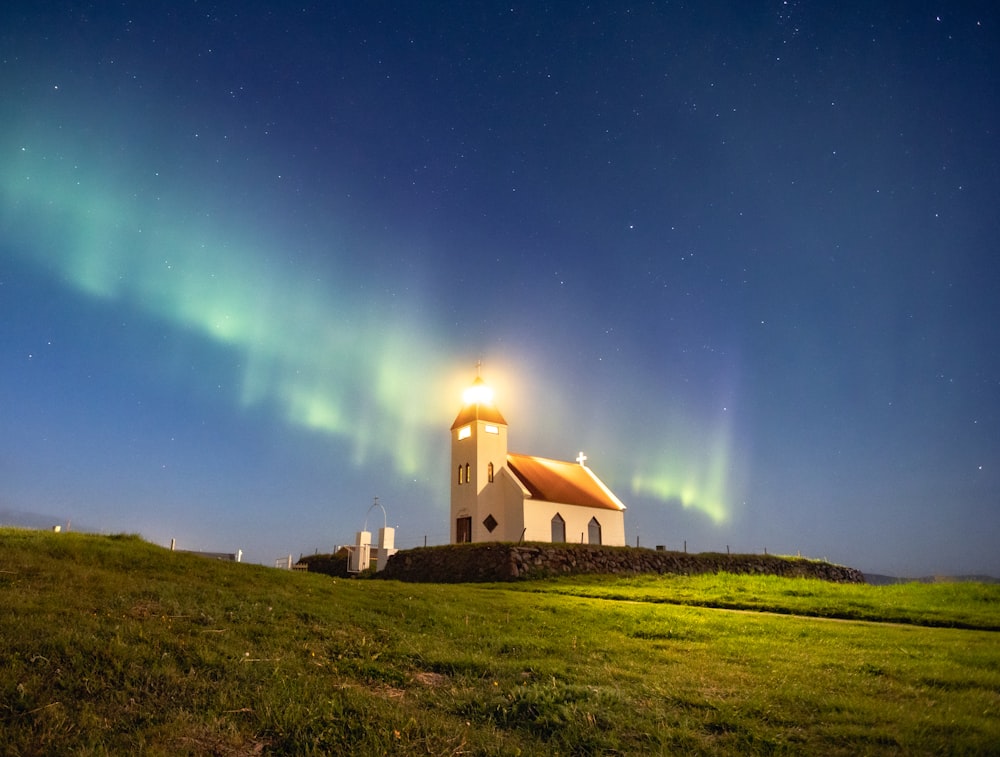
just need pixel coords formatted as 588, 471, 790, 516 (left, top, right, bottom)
3, 509, 996, 583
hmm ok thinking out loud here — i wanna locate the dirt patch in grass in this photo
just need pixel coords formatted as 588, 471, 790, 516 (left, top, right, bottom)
168, 722, 269, 756
412, 671, 449, 687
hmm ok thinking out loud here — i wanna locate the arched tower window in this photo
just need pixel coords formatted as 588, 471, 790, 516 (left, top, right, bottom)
588, 517, 602, 545
551, 513, 566, 543
488, 462, 494, 483
465, 463, 470, 484
457, 465, 463, 485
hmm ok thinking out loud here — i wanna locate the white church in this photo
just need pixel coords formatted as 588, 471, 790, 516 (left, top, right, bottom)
450, 372, 627, 546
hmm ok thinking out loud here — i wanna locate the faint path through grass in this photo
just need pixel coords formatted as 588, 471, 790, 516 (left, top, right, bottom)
505, 572, 1000, 631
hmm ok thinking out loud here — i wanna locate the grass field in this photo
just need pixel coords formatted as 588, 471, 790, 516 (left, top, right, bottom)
1, 528, 998, 755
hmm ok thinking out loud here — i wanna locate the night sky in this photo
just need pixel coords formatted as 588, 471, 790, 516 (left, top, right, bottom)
2, 2, 998, 577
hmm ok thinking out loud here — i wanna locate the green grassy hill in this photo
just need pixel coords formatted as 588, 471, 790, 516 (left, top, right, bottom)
2, 528, 998, 755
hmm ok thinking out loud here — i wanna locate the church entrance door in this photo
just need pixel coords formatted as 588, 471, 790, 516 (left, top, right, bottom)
456, 516, 472, 543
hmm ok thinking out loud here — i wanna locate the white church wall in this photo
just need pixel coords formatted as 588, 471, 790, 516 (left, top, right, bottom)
522, 500, 626, 547
495, 470, 527, 541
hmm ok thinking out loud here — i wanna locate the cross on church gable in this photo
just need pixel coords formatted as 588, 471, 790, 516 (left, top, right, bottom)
576, 451, 588, 466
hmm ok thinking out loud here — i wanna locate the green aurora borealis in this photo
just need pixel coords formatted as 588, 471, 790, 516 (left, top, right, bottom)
3, 134, 736, 530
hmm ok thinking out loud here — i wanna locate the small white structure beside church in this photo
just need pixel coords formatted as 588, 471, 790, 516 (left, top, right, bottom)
347, 526, 396, 573
450, 372, 626, 546
347, 498, 398, 572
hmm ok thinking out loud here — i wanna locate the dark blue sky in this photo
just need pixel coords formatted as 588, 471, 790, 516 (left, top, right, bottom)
2, 2, 998, 576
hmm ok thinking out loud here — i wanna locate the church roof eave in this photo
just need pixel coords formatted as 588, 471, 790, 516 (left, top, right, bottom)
450, 404, 508, 430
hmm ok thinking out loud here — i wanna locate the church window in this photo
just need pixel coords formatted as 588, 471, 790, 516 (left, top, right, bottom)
588, 517, 602, 545
483, 514, 498, 533
551, 513, 566, 543
457, 465, 463, 484
484, 424, 499, 434
488, 462, 494, 482
458, 425, 471, 440
465, 463, 470, 483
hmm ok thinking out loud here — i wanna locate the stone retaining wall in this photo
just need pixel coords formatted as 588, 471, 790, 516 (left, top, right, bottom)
296, 550, 352, 578
378, 543, 865, 583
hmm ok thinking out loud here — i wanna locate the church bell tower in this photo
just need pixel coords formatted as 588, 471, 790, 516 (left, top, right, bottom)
450, 371, 508, 543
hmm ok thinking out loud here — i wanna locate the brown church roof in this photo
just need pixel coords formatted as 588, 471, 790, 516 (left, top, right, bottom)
506, 453, 626, 511
450, 402, 507, 429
